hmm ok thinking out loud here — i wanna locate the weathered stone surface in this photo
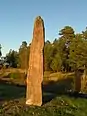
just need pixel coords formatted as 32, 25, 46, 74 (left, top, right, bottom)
26, 16, 45, 106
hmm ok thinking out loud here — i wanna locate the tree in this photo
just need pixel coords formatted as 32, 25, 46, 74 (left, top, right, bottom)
44, 40, 53, 71
69, 35, 87, 71
58, 26, 75, 72
20, 41, 27, 48
19, 41, 29, 70
6, 49, 19, 68
59, 26, 75, 41
0, 44, 2, 57
82, 27, 87, 40
50, 53, 62, 72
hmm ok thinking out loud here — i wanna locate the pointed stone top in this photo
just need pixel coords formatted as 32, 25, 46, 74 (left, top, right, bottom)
34, 16, 44, 26
35, 16, 43, 21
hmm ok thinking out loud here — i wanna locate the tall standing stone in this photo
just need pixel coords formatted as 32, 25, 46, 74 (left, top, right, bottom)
26, 16, 45, 106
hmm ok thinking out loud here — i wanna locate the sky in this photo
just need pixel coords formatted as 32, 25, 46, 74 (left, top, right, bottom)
0, 0, 87, 56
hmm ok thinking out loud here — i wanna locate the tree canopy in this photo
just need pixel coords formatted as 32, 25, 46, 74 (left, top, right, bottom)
1, 26, 87, 72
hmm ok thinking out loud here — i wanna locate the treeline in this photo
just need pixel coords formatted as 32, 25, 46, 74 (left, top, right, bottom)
5, 41, 30, 70
44, 26, 87, 72
1, 26, 87, 72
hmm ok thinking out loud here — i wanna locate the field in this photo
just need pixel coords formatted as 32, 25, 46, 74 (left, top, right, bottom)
0, 69, 87, 116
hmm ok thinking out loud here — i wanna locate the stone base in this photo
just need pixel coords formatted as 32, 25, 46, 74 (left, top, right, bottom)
26, 84, 42, 106
26, 99, 42, 106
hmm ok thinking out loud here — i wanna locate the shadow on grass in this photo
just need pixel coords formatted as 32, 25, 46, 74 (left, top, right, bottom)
1, 73, 87, 106
0, 80, 26, 103
43, 78, 87, 105
42, 77, 74, 104
0, 77, 74, 105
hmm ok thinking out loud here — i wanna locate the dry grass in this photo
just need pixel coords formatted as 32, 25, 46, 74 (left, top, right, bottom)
43, 71, 74, 82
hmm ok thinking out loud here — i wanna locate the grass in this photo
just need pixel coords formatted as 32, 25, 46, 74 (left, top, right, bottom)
0, 70, 87, 116
0, 82, 25, 101
1, 92, 87, 116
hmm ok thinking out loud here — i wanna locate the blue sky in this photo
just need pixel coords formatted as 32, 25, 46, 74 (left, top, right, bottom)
0, 0, 87, 56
